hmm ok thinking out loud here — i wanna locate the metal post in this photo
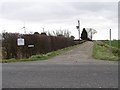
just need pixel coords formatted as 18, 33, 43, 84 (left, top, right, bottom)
78, 20, 80, 40
109, 29, 111, 46
90, 28, 92, 40
17, 46, 22, 59
43, 28, 44, 32
23, 22, 26, 34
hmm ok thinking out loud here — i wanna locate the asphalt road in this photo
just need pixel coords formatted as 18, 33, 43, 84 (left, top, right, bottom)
2, 42, 118, 88
2, 63, 118, 88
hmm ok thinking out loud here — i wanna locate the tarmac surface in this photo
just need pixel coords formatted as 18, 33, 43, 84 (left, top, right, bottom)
2, 41, 118, 88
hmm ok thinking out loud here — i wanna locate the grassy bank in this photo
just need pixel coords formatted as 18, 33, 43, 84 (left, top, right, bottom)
1, 44, 81, 63
93, 41, 119, 61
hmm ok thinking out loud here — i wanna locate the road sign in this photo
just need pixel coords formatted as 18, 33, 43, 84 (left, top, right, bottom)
28, 45, 34, 48
17, 38, 25, 46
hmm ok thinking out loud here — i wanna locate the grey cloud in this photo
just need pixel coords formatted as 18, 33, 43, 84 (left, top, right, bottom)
0, 2, 118, 24
67, 2, 117, 12
1, 2, 78, 22
67, 2, 118, 20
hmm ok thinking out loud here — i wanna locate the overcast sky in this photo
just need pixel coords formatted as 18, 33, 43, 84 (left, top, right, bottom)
0, 0, 119, 40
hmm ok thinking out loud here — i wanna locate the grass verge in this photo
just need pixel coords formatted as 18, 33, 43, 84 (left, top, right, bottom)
92, 41, 119, 61
1, 44, 81, 63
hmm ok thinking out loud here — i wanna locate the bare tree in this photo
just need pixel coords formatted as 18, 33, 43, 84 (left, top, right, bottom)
50, 29, 71, 37
63, 29, 71, 38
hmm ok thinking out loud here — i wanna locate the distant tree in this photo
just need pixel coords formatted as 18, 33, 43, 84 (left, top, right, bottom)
47, 31, 53, 36
63, 30, 71, 38
41, 32, 47, 35
56, 30, 63, 36
34, 32, 39, 35
70, 35, 75, 40
81, 28, 88, 40
52, 29, 71, 37
29, 31, 34, 34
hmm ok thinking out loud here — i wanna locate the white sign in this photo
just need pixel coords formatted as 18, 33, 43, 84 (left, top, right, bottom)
28, 45, 34, 48
17, 38, 25, 46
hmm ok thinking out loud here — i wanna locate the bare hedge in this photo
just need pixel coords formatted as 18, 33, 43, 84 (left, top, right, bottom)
2, 33, 77, 59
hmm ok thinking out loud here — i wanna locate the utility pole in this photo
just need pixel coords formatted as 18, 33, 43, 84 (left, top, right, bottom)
90, 28, 92, 40
42, 28, 44, 32
109, 29, 111, 46
78, 20, 80, 40
23, 26, 26, 34
22, 22, 26, 34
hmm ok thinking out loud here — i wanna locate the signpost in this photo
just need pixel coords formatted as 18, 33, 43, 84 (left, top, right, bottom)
28, 44, 34, 56
17, 37, 25, 59
17, 38, 25, 46
76, 20, 80, 42
28, 45, 34, 48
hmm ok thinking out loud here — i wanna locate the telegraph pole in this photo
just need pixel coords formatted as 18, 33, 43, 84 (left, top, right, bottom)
90, 28, 92, 40
42, 27, 45, 32
43, 28, 44, 32
78, 20, 80, 40
22, 22, 26, 34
